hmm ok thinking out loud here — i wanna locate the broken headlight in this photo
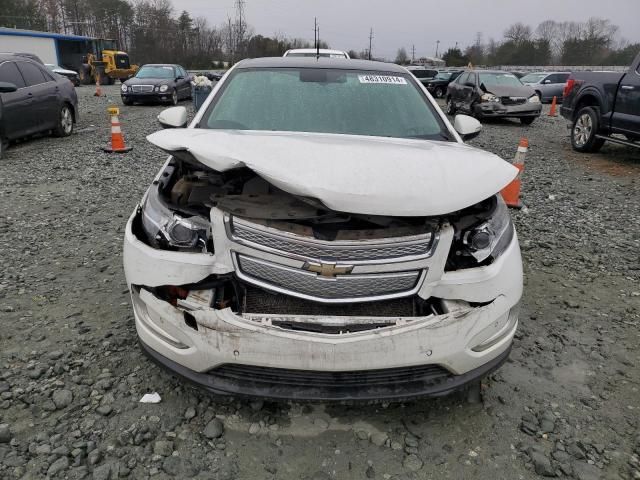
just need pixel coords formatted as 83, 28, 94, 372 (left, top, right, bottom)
462, 195, 513, 263
141, 184, 210, 250
481, 93, 500, 103
448, 195, 514, 270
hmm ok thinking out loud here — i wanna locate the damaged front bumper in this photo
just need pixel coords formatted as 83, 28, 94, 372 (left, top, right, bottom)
123, 206, 523, 401
474, 101, 542, 119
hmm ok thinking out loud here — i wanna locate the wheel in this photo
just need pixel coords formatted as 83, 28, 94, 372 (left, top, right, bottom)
520, 117, 536, 125
122, 97, 133, 106
434, 86, 445, 98
53, 104, 74, 137
445, 97, 456, 115
0, 138, 5, 159
571, 106, 605, 153
170, 89, 178, 105
465, 381, 482, 404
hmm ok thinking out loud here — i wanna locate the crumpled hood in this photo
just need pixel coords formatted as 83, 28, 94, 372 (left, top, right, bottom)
147, 129, 518, 217
484, 84, 535, 97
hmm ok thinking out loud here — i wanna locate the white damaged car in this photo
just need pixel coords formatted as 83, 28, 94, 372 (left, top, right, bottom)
123, 57, 522, 401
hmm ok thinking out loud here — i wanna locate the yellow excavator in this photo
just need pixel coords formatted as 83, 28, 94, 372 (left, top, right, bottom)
78, 40, 138, 85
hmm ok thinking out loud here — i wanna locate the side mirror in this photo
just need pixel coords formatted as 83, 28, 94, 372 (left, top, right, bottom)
157, 106, 188, 129
543, 79, 551, 84
0, 81, 17, 93
453, 114, 482, 141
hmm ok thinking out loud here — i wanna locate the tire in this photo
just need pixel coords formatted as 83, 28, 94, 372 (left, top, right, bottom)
122, 97, 133, 106
465, 380, 482, 404
571, 106, 605, 153
170, 89, 178, 106
520, 117, 536, 125
53, 104, 74, 137
434, 86, 445, 98
445, 97, 456, 115
0, 138, 5, 159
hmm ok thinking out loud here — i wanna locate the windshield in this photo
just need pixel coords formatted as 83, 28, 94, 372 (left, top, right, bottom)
286, 52, 347, 58
202, 68, 449, 141
434, 72, 452, 81
136, 66, 175, 79
478, 73, 523, 87
520, 73, 547, 83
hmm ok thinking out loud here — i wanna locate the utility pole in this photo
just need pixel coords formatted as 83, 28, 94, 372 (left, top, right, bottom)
435, 39, 440, 58
234, 0, 245, 59
368, 28, 373, 60
314, 17, 317, 49
411, 44, 415, 63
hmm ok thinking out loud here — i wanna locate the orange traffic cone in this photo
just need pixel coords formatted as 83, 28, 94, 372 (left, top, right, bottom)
103, 107, 133, 153
94, 77, 102, 97
549, 96, 557, 117
500, 138, 527, 209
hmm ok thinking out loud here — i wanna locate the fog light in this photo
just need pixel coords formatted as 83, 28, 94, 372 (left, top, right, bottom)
470, 303, 519, 352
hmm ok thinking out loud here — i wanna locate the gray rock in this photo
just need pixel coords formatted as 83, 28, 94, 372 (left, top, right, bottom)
370, 431, 388, 447
203, 418, 224, 439
162, 456, 198, 477
92, 463, 111, 480
96, 405, 113, 416
47, 456, 70, 476
87, 449, 102, 466
402, 454, 423, 471
529, 451, 556, 477
572, 461, 602, 480
0, 424, 11, 443
184, 406, 196, 420
52, 389, 73, 409
154, 440, 174, 456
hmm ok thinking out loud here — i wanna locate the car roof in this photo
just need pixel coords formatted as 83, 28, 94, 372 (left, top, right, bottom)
140, 64, 179, 68
0, 53, 41, 64
522, 71, 570, 75
285, 48, 347, 55
235, 57, 407, 73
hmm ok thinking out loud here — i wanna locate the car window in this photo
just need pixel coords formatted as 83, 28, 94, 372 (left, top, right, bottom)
203, 68, 450, 141
457, 73, 469, 85
555, 73, 570, 83
16, 61, 48, 86
478, 72, 522, 87
411, 70, 428, 79
136, 66, 175, 79
466, 73, 477, 85
0, 61, 26, 88
520, 73, 546, 83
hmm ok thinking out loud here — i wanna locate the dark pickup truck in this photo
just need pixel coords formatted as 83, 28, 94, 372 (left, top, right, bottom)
561, 52, 640, 152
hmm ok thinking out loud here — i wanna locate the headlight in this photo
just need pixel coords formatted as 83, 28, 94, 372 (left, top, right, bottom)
427, 83, 433, 88
528, 95, 540, 103
159, 85, 169, 93
121, 84, 128, 92
481, 93, 500, 103
141, 184, 210, 250
461, 195, 513, 262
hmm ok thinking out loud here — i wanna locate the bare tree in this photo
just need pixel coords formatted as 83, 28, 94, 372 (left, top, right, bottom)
504, 22, 532, 43
395, 47, 408, 65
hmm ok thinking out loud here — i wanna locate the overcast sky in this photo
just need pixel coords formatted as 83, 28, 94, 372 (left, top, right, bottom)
177, 0, 639, 59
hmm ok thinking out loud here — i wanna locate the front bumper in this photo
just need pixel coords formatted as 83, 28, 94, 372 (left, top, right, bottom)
124, 208, 523, 400
121, 93, 172, 103
474, 101, 542, 118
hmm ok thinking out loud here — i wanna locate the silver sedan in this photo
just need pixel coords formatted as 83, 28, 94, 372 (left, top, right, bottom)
521, 72, 571, 103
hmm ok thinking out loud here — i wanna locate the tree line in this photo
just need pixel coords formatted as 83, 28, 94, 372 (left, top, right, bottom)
1, 0, 323, 68
397, 17, 639, 67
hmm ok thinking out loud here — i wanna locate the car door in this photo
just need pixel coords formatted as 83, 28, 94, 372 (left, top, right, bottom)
611, 66, 640, 136
461, 73, 477, 113
177, 66, 190, 98
450, 72, 468, 105
554, 73, 570, 99
16, 61, 59, 133
0, 60, 29, 139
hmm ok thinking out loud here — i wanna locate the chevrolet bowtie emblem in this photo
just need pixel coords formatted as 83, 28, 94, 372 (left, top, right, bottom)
304, 261, 354, 278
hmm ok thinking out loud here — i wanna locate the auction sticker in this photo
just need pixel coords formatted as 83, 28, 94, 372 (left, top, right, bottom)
358, 75, 407, 85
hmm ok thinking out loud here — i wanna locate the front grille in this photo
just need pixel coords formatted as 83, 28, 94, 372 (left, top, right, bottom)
501, 96, 527, 105
243, 284, 416, 316
230, 217, 434, 262
237, 254, 422, 301
132, 85, 154, 93
211, 363, 452, 390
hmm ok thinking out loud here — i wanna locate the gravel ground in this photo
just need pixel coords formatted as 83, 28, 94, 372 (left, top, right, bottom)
0, 84, 639, 480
